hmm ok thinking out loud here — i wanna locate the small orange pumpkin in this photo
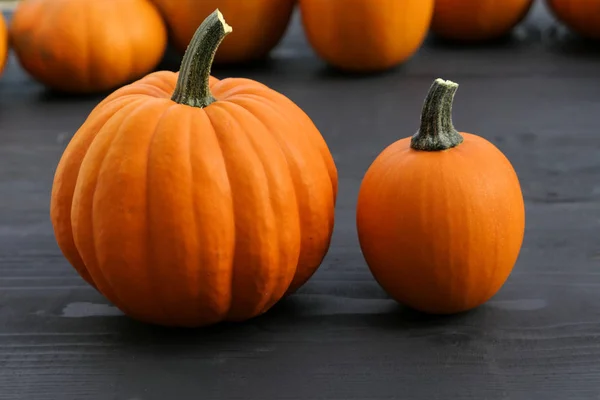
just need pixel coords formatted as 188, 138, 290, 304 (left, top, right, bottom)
0, 14, 7, 77
50, 10, 337, 327
431, 0, 534, 42
356, 79, 525, 314
546, 0, 600, 40
9, 0, 168, 93
150, 0, 295, 64
299, 0, 434, 72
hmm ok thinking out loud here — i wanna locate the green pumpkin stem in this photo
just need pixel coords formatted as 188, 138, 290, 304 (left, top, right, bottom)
171, 9, 232, 108
411, 78, 464, 151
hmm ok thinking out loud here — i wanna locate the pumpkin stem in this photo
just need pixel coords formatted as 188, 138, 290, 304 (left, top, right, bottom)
411, 78, 464, 151
171, 9, 232, 108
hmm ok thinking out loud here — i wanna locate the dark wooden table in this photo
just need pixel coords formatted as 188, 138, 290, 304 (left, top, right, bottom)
1, 3, 599, 399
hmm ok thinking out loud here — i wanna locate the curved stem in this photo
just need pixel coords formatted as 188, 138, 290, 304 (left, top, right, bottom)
171, 9, 232, 108
410, 78, 464, 151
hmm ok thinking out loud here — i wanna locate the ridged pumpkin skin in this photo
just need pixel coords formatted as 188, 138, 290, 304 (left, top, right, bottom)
299, 0, 434, 72
432, 0, 533, 42
150, 0, 295, 64
0, 14, 7, 77
9, 0, 167, 93
547, 0, 600, 40
356, 79, 525, 315
50, 12, 337, 327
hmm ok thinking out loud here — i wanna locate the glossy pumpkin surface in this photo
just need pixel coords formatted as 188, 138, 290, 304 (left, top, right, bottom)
9, 0, 167, 93
356, 79, 525, 314
431, 0, 533, 41
50, 11, 337, 327
299, 0, 434, 72
150, 0, 295, 64
547, 0, 600, 40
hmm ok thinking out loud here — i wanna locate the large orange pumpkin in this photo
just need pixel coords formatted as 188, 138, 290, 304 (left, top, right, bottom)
546, 0, 600, 40
0, 14, 7, 77
150, 0, 295, 64
50, 10, 337, 327
356, 79, 525, 315
431, 0, 534, 42
9, 0, 167, 93
299, 0, 434, 72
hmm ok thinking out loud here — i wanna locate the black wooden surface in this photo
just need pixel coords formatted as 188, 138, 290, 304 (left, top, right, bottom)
1, 3, 600, 399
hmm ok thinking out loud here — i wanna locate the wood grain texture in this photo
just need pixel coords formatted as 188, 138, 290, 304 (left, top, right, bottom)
1, 3, 600, 400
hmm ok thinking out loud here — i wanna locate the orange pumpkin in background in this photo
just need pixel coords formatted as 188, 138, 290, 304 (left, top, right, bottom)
150, 0, 295, 64
546, 0, 600, 40
431, 0, 534, 42
9, 0, 167, 93
356, 79, 525, 315
299, 0, 434, 73
50, 10, 337, 327
0, 13, 7, 77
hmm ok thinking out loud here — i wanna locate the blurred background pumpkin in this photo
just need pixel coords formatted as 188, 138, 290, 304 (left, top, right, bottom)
299, 0, 434, 73
431, 0, 534, 42
546, 0, 600, 40
150, 0, 296, 64
9, 0, 167, 93
0, 12, 7, 77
